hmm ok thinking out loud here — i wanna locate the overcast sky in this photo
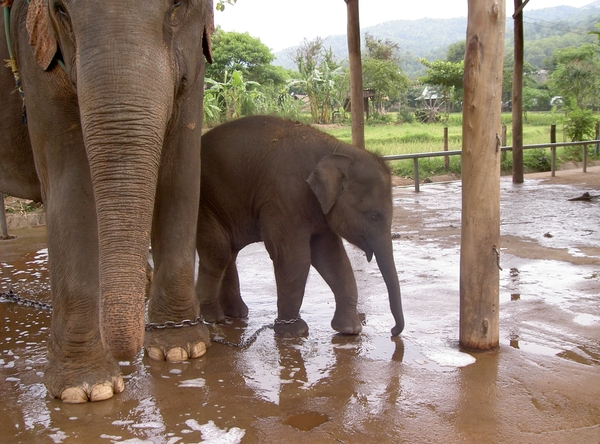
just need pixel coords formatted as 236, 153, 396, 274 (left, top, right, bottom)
213, 0, 595, 52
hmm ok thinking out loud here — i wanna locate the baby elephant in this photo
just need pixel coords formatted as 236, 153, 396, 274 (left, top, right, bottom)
196, 115, 404, 337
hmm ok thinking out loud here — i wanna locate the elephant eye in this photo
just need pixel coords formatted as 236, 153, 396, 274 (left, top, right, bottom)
370, 212, 381, 223
54, 2, 68, 18
169, 0, 185, 22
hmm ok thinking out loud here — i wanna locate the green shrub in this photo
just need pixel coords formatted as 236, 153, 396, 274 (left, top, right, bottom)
397, 109, 415, 124
565, 108, 597, 142
523, 149, 552, 172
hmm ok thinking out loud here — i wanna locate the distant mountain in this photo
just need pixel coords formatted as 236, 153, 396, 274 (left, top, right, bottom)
274, 2, 600, 78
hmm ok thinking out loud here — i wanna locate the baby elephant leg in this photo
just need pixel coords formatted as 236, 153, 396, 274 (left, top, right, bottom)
266, 239, 311, 337
196, 240, 231, 323
311, 231, 362, 334
219, 256, 249, 319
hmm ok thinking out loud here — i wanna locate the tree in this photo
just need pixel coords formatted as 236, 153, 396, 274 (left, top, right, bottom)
502, 58, 550, 111
446, 40, 466, 63
419, 59, 464, 117
205, 28, 283, 87
216, 0, 236, 11
290, 39, 346, 124
364, 33, 400, 61
362, 59, 409, 113
205, 70, 263, 122
548, 43, 600, 109
361, 33, 409, 114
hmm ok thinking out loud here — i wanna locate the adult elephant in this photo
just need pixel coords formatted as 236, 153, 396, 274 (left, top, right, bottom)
0, 0, 213, 402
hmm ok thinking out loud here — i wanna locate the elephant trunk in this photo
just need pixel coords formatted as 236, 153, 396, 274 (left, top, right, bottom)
77, 36, 173, 360
373, 236, 405, 336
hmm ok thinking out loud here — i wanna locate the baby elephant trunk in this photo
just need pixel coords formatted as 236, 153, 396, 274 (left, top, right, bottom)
374, 238, 405, 336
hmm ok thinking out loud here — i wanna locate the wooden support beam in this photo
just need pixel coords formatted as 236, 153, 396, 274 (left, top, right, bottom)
0, 194, 9, 239
460, 0, 505, 351
512, 0, 525, 183
345, 0, 365, 149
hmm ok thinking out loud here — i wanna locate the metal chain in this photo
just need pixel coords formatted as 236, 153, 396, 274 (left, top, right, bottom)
0, 289, 53, 311
211, 324, 274, 349
145, 317, 204, 331
274, 317, 301, 325
1, 288, 276, 348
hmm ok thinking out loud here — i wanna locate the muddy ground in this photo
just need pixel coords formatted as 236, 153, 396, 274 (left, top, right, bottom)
0, 166, 599, 443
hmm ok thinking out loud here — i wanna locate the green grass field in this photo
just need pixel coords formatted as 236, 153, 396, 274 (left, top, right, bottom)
317, 112, 599, 179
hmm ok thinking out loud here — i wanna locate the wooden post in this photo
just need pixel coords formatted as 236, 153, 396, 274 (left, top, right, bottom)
345, 0, 365, 149
413, 158, 420, 193
501, 124, 507, 166
512, 0, 526, 184
443, 127, 449, 171
460, 0, 505, 351
0, 194, 9, 240
595, 122, 599, 155
550, 124, 556, 177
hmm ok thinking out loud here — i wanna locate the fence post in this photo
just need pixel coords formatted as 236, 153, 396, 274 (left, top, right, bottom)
550, 124, 556, 177
583, 144, 587, 173
0, 194, 10, 240
501, 124, 507, 167
413, 157, 420, 192
444, 127, 449, 171
594, 122, 600, 156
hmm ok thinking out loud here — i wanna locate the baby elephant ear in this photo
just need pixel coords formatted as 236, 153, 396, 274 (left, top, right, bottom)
26, 0, 57, 70
307, 154, 353, 214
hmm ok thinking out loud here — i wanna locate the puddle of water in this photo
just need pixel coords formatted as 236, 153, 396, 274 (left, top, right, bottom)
283, 412, 329, 431
184, 419, 245, 443
573, 313, 600, 326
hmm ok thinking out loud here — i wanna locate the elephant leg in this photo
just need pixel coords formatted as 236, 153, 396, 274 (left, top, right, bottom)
311, 231, 362, 335
194, 217, 237, 323
219, 255, 249, 319
264, 236, 311, 337
145, 130, 209, 362
16, 61, 124, 401
31, 127, 123, 402
43, 165, 124, 403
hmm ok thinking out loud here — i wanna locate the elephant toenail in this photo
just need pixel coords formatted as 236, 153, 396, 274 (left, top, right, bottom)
61, 386, 88, 404
146, 346, 165, 361
166, 347, 189, 362
189, 342, 207, 358
90, 382, 115, 402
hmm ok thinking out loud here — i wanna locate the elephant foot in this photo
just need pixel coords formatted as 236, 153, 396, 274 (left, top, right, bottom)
144, 323, 211, 362
45, 347, 124, 403
273, 318, 309, 337
221, 298, 249, 319
331, 310, 363, 335
200, 301, 226, 324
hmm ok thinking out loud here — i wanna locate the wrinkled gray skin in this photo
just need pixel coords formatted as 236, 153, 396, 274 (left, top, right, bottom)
0, 0, 214, 402
196, 115, 404, 337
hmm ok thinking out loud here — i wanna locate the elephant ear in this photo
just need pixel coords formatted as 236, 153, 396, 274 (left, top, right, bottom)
307, 154, 353, 214
26, 0, 57, 70
202, 7, 215, 64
